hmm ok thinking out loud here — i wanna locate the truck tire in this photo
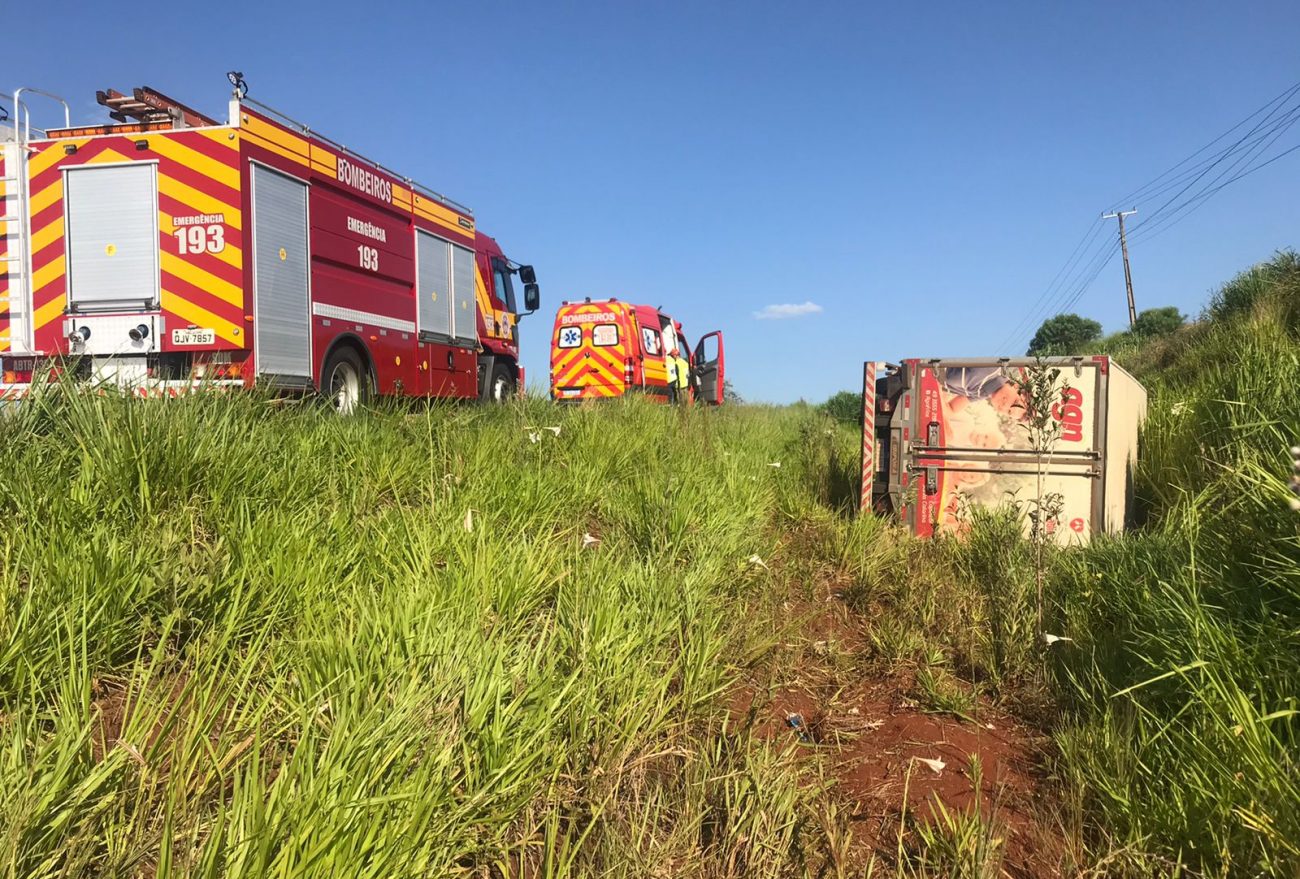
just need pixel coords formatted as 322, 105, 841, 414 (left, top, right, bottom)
487, 361, 516, 403
322, 347, 371, 415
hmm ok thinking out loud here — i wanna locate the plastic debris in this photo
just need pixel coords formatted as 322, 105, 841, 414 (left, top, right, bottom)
914, 756, 946, 775
527, 431, 541, 443
581, 533, 600, 549
786, 713, 812, 743
463, 509, 474, 532
1043, 633, 1074, 646
767, 462, 782, 468
747, 554, 768, 569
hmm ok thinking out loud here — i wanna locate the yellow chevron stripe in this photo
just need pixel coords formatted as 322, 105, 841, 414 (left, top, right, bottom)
149, 136, 240, 191
587, 352, 628, 385
196, 128, 240, 151
31, 254, 65, 294
82, 147, 134, 166
30, 217, 64, 254
562, 353, 622, 389
159, 174, 242, 231
28, 141, 83, 178
29, 178, 63, 217
160, 252, 243, 307
161, 290, 242, 345
475, 267, 492, 315
160, 212, 242, 271
33, 292, 66, 330
551, 343, 589, 375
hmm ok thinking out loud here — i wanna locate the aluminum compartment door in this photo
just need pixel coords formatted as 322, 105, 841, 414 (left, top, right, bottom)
252, 166, 311, 379
451, 243, 477, 345
416, 230, 452, 340
65, 164, 159, 309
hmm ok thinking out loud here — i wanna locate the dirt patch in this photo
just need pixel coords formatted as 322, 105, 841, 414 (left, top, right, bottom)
732, 586, 1068, 876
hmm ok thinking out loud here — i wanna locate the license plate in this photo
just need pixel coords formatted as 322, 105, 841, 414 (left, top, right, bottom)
172, 328, 216, 346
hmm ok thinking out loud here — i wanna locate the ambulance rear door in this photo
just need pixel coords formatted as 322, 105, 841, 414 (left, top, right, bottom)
693, 331, 725, 405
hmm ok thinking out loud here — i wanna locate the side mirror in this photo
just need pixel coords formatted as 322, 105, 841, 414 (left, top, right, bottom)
518, 264, 537, 285
524, 283, 540, 313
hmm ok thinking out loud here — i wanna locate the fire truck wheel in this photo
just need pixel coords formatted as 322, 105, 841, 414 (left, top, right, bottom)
488, 362, 516, 403
322, 347, 371, 415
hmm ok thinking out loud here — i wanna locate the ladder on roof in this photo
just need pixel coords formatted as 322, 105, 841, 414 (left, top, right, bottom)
96, 87, 218, 129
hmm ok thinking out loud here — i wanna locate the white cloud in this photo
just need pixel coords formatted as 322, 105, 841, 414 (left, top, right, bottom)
752, 301, 823, 320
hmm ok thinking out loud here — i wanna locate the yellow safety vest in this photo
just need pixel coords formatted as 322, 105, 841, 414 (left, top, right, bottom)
674, 355, 690, 389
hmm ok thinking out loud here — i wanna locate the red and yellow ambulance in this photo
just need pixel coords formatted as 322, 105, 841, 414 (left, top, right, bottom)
549, 298, 724, 404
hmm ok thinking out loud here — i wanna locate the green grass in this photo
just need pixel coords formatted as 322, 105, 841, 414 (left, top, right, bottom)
0, 393, 818, 877
2, 254, 1296, 877
1047, 252, 1300, 876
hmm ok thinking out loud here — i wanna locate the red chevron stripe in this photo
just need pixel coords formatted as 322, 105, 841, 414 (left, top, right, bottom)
160, 269, 244, 325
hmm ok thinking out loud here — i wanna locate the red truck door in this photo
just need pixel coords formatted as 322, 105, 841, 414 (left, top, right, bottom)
693, 331, 725, 405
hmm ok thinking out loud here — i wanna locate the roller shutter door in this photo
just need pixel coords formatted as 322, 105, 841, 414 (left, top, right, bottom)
417, 230, 452, 341
65, 164, 159, 309
252, 165, 311, 379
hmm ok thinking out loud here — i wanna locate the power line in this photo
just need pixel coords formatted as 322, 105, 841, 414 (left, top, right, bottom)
1108, 80, 1300, 209
1128, 106, 1300, 246
1005, 221, 1118, 352
1008, 78, 1300, 351
1130, 93, 1300, 235
995, 216, 1105, 352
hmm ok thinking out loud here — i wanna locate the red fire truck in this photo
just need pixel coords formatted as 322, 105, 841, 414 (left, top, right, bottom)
0, 75, 539, 409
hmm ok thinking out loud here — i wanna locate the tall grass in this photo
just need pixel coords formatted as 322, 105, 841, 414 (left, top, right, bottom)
1048, 253, 1300, 876
0, 392, 815, 877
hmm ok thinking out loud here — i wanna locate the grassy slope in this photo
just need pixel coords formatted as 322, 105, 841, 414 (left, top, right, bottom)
1050, 253, 1300, 876
1, 253, 1295, 878
0, 395, 820, 877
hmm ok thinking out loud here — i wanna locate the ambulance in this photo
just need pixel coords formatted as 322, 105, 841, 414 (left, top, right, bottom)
549, 298, 724, 404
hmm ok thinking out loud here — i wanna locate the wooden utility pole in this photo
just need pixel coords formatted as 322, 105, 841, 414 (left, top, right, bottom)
1103, 209, 1138, 328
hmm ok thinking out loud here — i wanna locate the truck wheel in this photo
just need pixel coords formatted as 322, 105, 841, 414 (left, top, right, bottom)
487, 362, 516, 402
322, 347, 370, 415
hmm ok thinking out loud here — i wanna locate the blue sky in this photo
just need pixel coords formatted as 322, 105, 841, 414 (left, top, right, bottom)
8, 1, 1298, 402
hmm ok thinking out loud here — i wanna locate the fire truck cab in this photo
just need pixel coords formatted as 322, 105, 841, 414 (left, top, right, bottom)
0, 77, 539, 409
549, 298, 725, 404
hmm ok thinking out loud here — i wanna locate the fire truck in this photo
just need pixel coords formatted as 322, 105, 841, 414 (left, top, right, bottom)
0, 75, 539, 410
861, 356, 1146, 543
550, 298, 725, 404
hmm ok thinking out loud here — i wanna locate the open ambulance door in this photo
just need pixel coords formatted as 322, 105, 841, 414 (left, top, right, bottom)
693, 331, 725, 406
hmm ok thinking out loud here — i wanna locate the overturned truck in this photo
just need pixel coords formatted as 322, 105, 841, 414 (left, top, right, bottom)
861, 357, 1147, 544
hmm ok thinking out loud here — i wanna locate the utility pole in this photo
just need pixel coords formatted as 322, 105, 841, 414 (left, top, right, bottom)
1103, 209, 1138, 328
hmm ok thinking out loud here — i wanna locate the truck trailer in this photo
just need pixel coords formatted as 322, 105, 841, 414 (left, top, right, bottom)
0, 76, 539, 410
862, 356, 1146, 543
550, 298, 725, 404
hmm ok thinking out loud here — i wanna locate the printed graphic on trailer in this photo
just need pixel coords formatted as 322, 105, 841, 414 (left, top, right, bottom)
918, 365, 1097, 542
